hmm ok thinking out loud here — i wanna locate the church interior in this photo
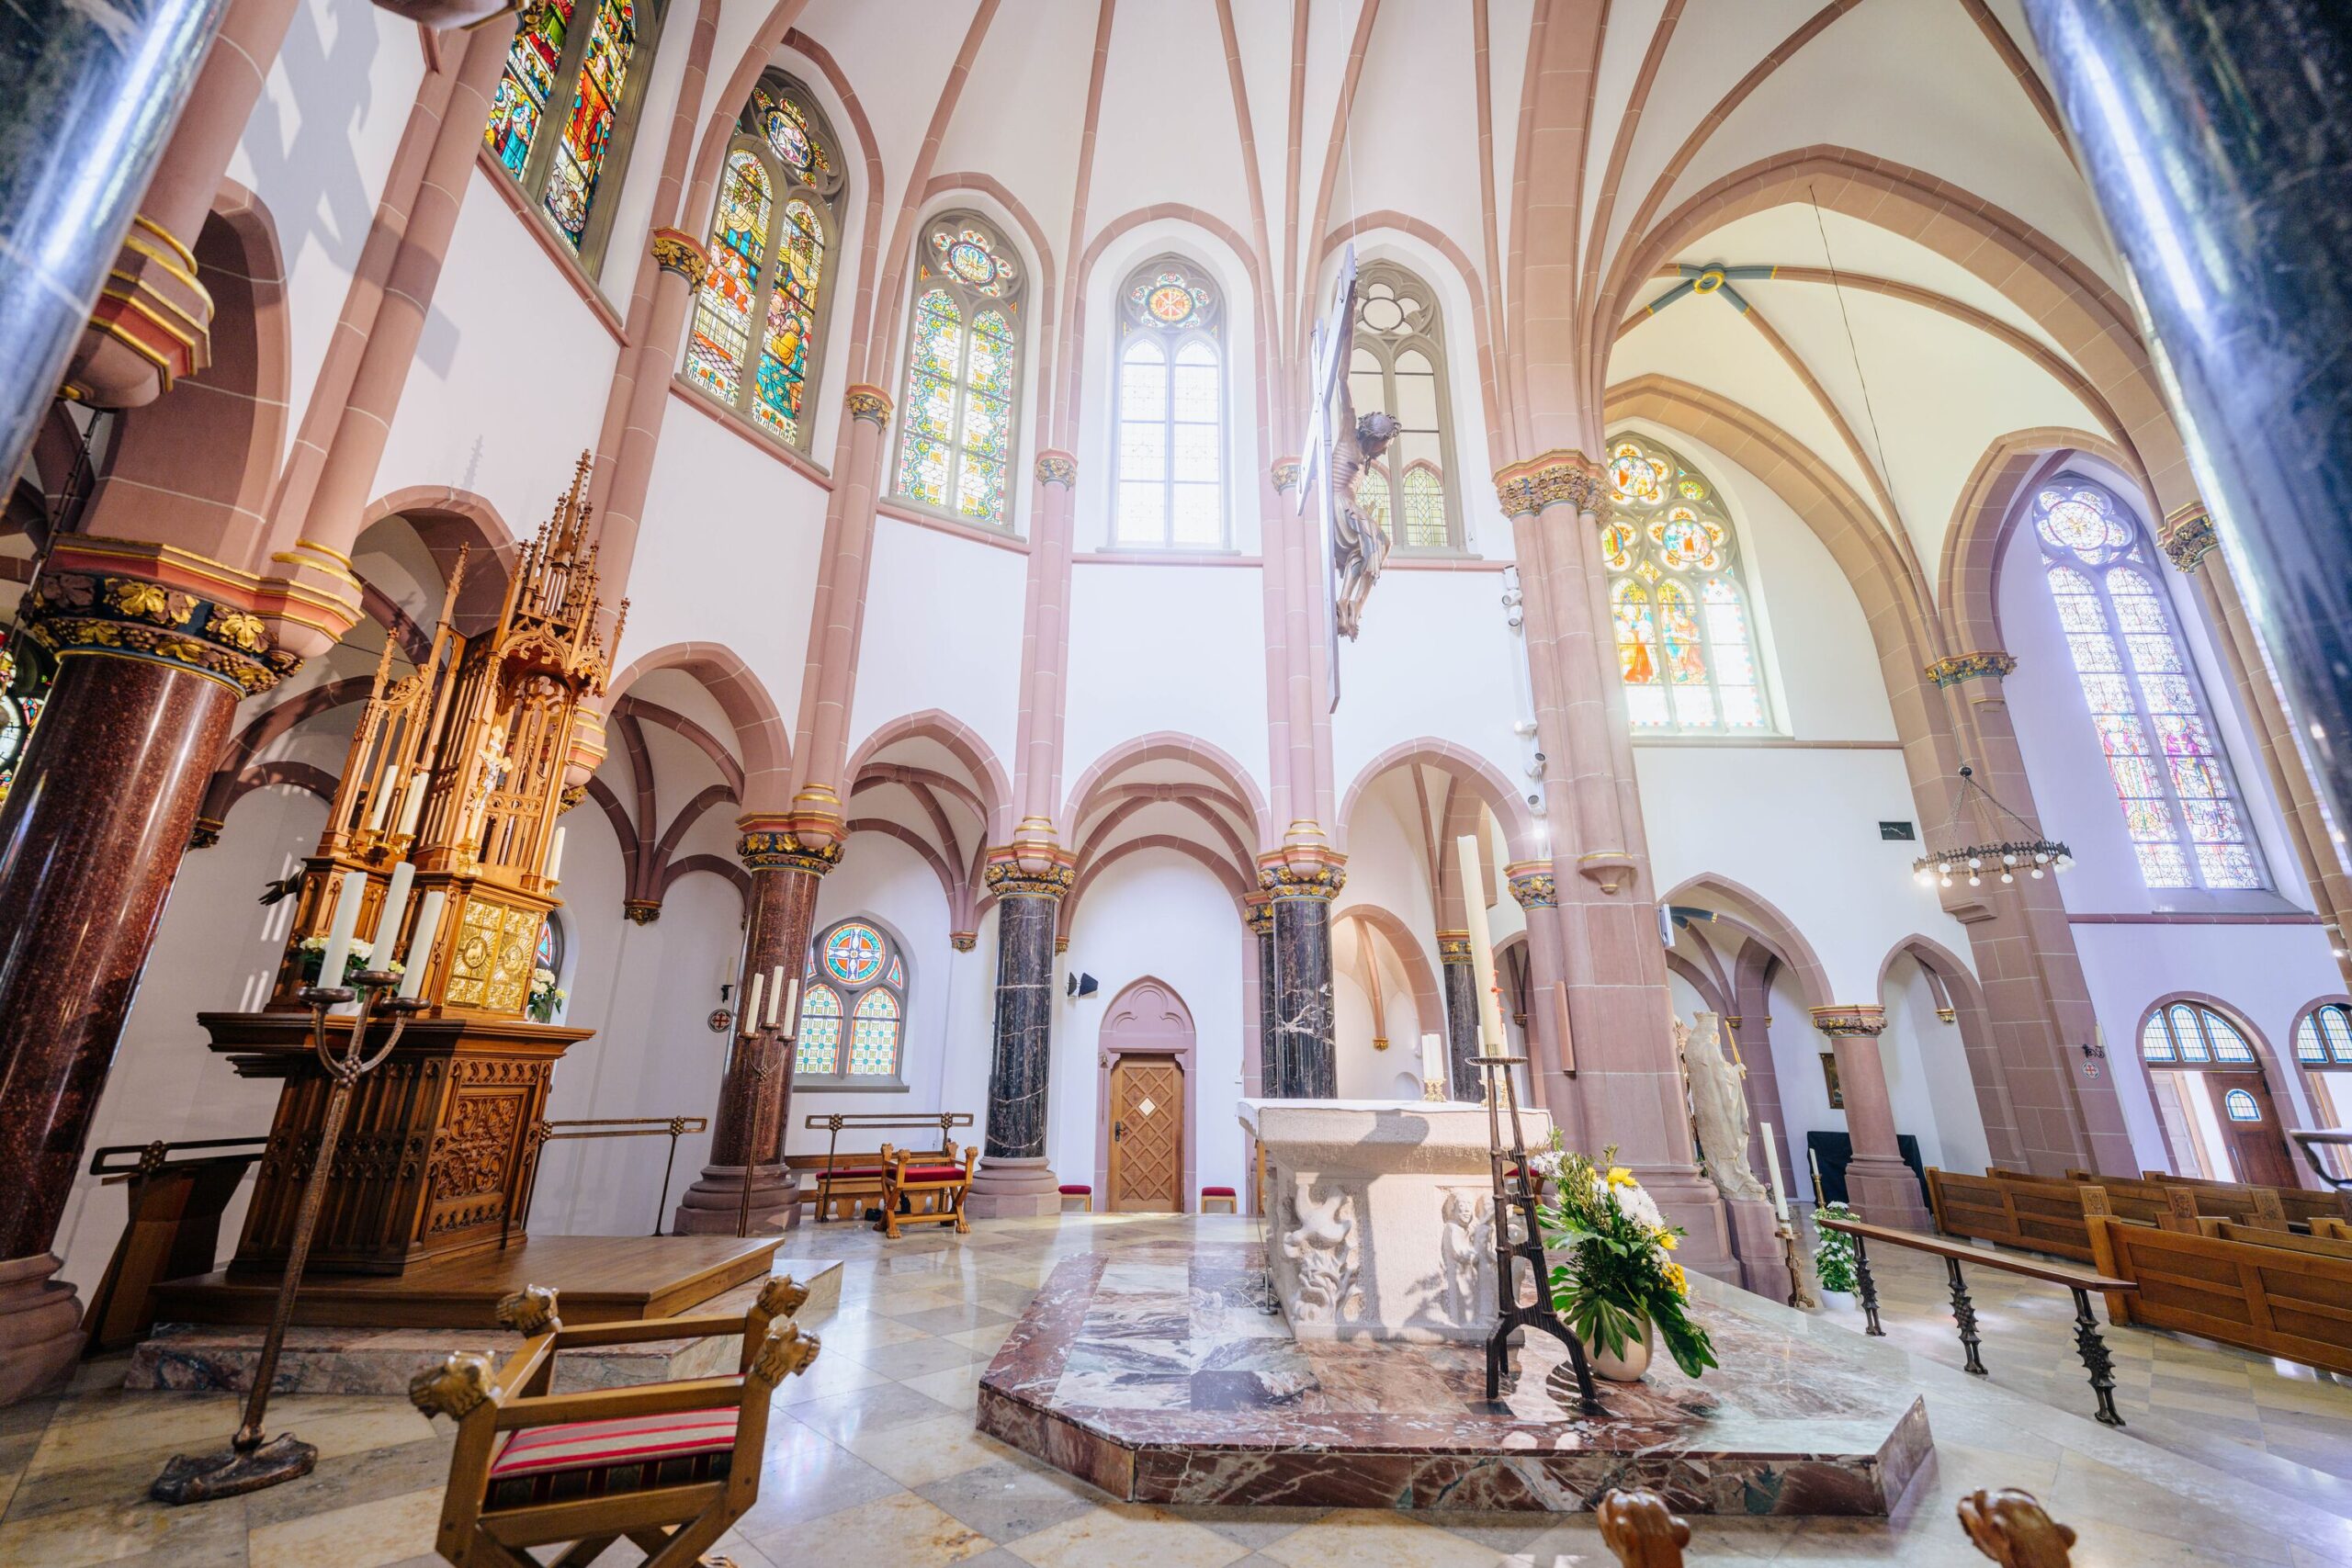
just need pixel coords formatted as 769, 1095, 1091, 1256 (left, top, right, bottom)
3, 0, 2351, 1563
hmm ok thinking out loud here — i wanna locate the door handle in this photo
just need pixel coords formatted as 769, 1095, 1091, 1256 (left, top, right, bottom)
1114, 1120, 1125, 1142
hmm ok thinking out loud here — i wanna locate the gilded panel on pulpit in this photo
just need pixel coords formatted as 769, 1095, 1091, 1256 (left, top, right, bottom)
447, 898, 542, 1012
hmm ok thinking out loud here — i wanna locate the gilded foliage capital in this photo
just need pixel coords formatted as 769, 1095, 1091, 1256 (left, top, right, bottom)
22, 569, 300, 695
1493, 449, 1606, 519
649, 227, 708, 286
843, 385, 893, 425
1811, 1004, 1888, 1037
2159, 502, 2217, 573
1926, 651, 2018, 688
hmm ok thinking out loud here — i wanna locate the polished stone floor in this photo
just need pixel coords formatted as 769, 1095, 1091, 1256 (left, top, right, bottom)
0, 1211, 2346, 1565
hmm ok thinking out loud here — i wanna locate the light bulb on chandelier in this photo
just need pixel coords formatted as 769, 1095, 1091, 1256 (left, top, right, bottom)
1910, 763, 2073, 897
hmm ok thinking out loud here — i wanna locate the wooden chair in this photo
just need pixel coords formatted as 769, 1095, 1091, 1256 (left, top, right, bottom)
1200, 1185, 1237, 1213
1958, 1487, 2077, 1565
410, 1276, 820, 1567
1057, 1183, 1092, 1213
879, 1140, 977, 1237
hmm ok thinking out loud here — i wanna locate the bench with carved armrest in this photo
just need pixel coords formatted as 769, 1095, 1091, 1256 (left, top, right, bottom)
798, 1111, 977, 1223
879, 1139, 978, 1238
408, 1277, 820, 1568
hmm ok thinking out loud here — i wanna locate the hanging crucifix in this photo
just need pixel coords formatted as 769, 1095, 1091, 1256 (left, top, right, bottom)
1296, 243, 1402, 709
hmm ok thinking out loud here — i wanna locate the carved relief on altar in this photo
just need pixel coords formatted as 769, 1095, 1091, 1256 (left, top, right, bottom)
1273, 1171, 1361, 1325
1437, 1188, 1497, 1327
445, 898, 542, 1012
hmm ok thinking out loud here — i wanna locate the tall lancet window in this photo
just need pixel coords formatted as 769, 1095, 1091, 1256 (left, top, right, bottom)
1601, 432, 1769, 732
1346, 262, 1461, 550
683, 73, 843, 449
2032, 476, 2264, 890
483, 0, 662, 267
1114, 257, 1225, 547
894, 214, 1023, 529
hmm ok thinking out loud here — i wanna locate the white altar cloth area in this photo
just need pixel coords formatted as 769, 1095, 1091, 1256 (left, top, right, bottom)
1238, 1098, 1555, 1343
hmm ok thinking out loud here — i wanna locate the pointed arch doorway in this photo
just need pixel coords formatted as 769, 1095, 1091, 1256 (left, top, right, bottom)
1095, 977, 1196, 1213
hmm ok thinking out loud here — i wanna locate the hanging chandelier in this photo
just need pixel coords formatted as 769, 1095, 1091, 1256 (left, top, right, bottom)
1912, 764, 2072, 890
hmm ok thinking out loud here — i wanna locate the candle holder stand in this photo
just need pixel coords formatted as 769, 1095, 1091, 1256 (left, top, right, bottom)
727, 1022, 797, 1239
152, 976, 424, 1505
1474, 1050, 1603, 1415
1778, 1217, 1818, 1310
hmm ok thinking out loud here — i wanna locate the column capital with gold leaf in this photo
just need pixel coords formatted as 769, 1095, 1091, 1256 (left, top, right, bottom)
62, 214, 213, 408
1435, 930, 1473, 963
737, 816, 844, 876
1504, 860, 1558, 909
21, 539, 308, 696
1811, 1004, 1888, 1037
1493, 448, 1608, 520
1926, 650, 2017, 688
1270, 457, 1303, 494
1035, 450, 1077, 488
2159, 502, 2218, 572
649, 227, 709, 287
1243, 893, 1274, 937
1258, 825, 1347, 903
843, 385, 894, 427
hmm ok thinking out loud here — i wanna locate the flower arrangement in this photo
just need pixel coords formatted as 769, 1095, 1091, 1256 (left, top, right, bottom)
528, 966, 566, 1023
1813, 1201, 1860, 1293
1537, 1140, 1718, 1379
296, 936, 401, 987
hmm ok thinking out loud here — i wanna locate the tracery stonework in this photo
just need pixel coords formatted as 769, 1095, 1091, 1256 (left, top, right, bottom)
1810, 1004, 1888, 1037
843, 384, 893, 425
1493, 448, 1607, 519
1926, 650, 2018, 687
2159, 502, 2217, 572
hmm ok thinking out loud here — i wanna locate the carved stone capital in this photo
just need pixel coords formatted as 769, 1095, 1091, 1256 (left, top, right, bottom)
1575, 851, 1640, 896
2160, 502, 2217, 573
1271, 457, 1303, 493
843, 384, 894, 426
1054, 936, 1070, 955
985, 847, 1076, 899
1493, 448, 1606, 519
1257, 848, 1347, 903
1505, 861, 1558, 908
622, 898, 663, 925
21, 561, 300, 695
1035, 450, 1077, 488
649, 226, 709, 287
1243, 895, 1274, 937
949, 931, 978, 953
1435, 932, 1474, 963
739, 828, 843, 875
1810, 1004, 1888, 1037
188, 817, 225, 851
1926, 650, 2017, 688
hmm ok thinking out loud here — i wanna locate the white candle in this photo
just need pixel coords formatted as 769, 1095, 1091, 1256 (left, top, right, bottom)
365, 776, 392, 830
543, 825, 566, 882
1454, 837, 1509, 1052
398, 889, 445, 998
779, 978, 799, 1038
377, 862, 415, 968
397, 772, 427, 837
316, 869, 365, 991
1760, 1120, 1790, 1221
1419, 1032, 1446, 1093
742, 971, 764, 1038
766, 964, 786, 1027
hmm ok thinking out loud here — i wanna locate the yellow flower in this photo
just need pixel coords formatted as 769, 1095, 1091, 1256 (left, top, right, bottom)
1657, 1229, 1679, 1251
1664, 1261, 1689, 1297
1606, 1166, 1635, 1189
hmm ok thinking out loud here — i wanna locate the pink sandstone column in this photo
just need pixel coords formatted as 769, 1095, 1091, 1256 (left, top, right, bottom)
1814, 1005, 1933, 1230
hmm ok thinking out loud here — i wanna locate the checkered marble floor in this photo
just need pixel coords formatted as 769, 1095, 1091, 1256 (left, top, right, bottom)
4, 1211, 2351, 1566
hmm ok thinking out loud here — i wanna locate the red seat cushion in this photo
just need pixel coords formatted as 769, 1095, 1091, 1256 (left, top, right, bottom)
823, 1166, 887, 1179
1057, 1184, 1092, 1195
897, 1165, 968, 1182
484, 1407, 738, 1510
1201, 1186, 1237, 1198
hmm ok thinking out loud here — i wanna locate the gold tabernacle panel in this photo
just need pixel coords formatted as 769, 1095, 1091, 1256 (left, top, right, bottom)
199, 1010, 591, 1276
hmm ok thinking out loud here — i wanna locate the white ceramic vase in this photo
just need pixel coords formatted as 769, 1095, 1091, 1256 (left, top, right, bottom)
1590, 1316, 1655, 1382
1818, 1288, 1856, 1313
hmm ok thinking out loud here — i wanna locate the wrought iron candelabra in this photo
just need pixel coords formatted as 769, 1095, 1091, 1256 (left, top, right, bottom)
152, 976, 424, 1504
1474, 1050, 1603, 1415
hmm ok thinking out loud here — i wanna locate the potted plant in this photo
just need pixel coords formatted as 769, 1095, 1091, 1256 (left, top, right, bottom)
296, 937, 401, 989
527, 966, 566, 1024
1536, 1140, 1718, 1382
1813, 1201, 1860, 1311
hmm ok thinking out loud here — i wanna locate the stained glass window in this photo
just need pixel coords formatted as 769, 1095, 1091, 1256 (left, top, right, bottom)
1600, 432, 1769, 733
2033, 477, 2264, 891
2295, 1003, 2352, 1066
2143, 998, 2259, 1066
893, 214, 1023, 528
683, 73, 843, 451
1114, 256, 1223, 547
0, 649, 43, 806
482, 0, 655, 267
795, 916, 907, 1083
2222, 1088, 2260, 1122
1344, 263, 1460, 550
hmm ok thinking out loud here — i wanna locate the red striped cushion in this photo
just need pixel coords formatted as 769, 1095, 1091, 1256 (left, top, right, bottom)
897, 1165, 967, 1182
491, 1408, 737, 1479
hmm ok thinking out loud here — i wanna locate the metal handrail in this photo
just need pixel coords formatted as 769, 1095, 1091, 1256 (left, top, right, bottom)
2290, 1129, 2352, 1192
517, 1115, 710, 1235
802, 1111, 974, 1221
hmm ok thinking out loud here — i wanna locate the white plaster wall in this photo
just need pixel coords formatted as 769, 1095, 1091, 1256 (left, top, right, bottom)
229, 0, 424, 456
1330, 572, 1527, 816
1881, 955, 1990, 1177
845, 522, 1024, 773
1051, 850, 1249, 1207
1062, 564, 1272, 799
1758, 966, 1834, 1206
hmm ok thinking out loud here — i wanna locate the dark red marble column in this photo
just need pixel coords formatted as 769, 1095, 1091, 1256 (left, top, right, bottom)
0, 565, 298, 1399
673, 828, 833, 1235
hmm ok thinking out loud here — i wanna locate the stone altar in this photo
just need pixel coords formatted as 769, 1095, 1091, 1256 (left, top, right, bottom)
1239, 1097, 1550, 1343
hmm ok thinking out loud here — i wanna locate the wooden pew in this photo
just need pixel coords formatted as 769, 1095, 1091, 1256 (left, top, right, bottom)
2071, 1169, 2292, 1231
1925, 1168, 2101, 1261
2086, 1213, 2352, 1376
2124, 1168, 2352, 1233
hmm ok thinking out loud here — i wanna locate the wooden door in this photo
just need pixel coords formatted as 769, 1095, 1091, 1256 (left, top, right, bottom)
2206, 1071, 2298, 1188
1109, 1054, 1184, 1212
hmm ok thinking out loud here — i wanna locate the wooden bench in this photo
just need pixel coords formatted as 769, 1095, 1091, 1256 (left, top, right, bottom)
2086, 1212, 2352, 1375
409, 1277, 820, 1566
799, 1112, 974, 1224
1817, 1213, 2136, 1427
2109, 1168, 2351, 1232
1924, 1168, 2102, 1260
2070, 1169, 2296, 1232
879, 1143, 977, 1237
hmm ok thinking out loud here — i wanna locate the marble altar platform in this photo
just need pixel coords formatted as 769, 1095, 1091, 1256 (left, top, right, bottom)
977, 1241, 1931, 1514
122, 1258, 842, 1397
1241, 1096, 1551, 1342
